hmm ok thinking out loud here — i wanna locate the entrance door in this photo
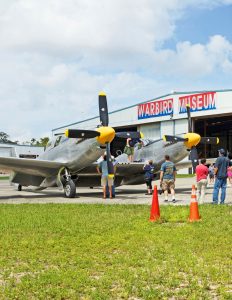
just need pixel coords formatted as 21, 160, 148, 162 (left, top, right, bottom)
194, 115, 232, 158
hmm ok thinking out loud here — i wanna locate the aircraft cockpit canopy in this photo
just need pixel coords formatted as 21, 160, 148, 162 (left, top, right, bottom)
45, 135, 66, 150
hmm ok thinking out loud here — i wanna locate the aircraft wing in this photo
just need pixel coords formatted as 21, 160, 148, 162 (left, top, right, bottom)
79, 162, 146, 176
79, 160, 192, 177
74, 158, 218, 188
76, 162, 146, 186
80, 158, 217, 177
0, 156, 65, 177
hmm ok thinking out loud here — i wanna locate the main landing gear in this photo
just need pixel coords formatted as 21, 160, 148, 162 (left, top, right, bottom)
64, 180, 76, 198
63, 169, 76, 198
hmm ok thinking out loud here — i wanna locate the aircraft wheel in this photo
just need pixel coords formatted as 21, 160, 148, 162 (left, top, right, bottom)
18, 184, 22, 191
64, 180, 76, 198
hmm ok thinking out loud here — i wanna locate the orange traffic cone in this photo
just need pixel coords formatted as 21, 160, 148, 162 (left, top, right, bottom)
149, 185, 160, 222
188, 185, 201, 222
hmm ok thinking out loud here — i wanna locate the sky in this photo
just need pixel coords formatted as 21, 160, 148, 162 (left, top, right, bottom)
0, 0, 232, 142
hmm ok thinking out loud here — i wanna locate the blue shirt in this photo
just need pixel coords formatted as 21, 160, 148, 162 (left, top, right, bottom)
99, 160, 108, 177
143, 164, 155, 180
160, 161, 176, 180
215, 156, 230, 179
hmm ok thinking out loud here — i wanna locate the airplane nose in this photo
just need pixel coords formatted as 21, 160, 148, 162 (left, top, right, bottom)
96, 126, 115, 144
184, 133, 201, 149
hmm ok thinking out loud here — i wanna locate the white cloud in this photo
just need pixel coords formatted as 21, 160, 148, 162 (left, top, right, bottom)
38, 64, 70, 87
147, 34, 232, 80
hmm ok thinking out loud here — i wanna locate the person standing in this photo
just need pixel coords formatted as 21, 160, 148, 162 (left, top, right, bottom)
123, 138, 134, 162
195, 158, 208, 204
143, 160, 155, 195
208, 164, 215, 184
96, 154, 114, 199
227, 165, 232, 186
228, 152, 232, 186
160, 155, 177, 203
212, 149, 231, 204
106, 156, 117, 198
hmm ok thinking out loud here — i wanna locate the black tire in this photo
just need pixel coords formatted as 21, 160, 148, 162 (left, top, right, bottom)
18, 184, 22, 191
64, 180, 76, 198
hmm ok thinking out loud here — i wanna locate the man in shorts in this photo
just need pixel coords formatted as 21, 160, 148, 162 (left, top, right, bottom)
96, 154, 114, 199
212, 148, 231, 204
160, 155, 177, 203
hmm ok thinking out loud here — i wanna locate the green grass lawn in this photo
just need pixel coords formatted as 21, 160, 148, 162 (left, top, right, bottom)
0, 204, 231, 299
0, 176, 9, 180
176, 174, 195, 178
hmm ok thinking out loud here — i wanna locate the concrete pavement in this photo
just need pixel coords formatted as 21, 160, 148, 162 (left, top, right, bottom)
0, 178, 231, 205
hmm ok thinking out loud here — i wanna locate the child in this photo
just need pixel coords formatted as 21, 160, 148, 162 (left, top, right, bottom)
208, 164, 215, 184
143, 160, 155, 195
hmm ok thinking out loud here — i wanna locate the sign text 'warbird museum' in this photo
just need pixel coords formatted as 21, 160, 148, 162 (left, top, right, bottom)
179, 91, 216, 113
137, 91, 216, 119
138, 99, 173, 119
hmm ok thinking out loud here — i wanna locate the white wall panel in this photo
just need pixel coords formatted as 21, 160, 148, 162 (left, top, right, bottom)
0, 147, 12, 157
174, 119, 188, 135
160, 120, 174, 137
138, 123, 160, 139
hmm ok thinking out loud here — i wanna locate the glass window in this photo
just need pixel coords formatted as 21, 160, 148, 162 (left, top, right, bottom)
45, 141, 52, 150
54, 136, 62, 147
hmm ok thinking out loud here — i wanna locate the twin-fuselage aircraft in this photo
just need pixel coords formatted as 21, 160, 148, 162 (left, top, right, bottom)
0, 93, 218, 197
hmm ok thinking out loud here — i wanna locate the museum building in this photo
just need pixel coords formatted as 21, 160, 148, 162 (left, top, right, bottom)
52, 89, 232, 158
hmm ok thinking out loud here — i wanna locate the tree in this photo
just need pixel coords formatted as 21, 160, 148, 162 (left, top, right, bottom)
30, 138, 36, 146
38, 137, 50, 147
0, 132, 10, 143
30, 137, 50, 147
0, 133, 49, 146
0, 132, 18, 144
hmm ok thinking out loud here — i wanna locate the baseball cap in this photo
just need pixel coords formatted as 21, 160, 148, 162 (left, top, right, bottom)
218, 148, 226, 155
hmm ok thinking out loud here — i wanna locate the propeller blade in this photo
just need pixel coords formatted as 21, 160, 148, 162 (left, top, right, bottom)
163, 135, 187, 143
99, 92, 109, 126
186, 104, 192, 133
190, 146, 199, 172
115, 132, 142, 139
65, 129, 100, 139
106, 143, 114, 175
200, 137, 219, 145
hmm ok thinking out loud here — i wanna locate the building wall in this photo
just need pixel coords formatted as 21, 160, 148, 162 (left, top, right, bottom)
0, 144, 44, 158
